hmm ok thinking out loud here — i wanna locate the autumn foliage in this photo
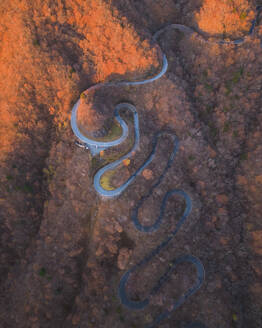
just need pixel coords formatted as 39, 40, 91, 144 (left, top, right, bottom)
196, 0, 256, 37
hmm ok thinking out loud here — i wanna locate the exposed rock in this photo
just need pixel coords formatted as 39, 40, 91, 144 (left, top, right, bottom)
142, 168, 154, 180
117, 248, 132, 270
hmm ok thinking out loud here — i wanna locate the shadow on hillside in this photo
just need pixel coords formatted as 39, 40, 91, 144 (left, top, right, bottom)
0, 15, 97, 289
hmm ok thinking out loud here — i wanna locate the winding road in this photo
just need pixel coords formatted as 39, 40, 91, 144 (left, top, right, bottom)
71, 7, 261, 327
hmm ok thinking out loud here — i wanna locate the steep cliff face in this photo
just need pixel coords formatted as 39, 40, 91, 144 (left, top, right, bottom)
0, 1, 261, 327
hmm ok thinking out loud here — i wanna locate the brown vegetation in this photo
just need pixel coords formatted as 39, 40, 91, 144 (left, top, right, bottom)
0, 0, 261, 327
196, 0, 256, 37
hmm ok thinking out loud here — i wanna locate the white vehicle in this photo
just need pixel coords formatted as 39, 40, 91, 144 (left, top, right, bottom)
75, 140, 89, 150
